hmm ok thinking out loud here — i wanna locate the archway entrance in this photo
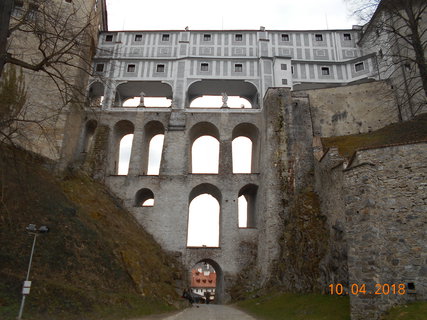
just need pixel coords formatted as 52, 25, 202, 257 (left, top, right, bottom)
189, 259, 223, 304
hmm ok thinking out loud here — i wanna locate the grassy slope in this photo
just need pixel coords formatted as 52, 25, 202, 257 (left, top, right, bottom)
237, 292, 427, 320
322, 113, 427, 158
0, 145, 183, 320
381, 302, 427, 320
236, 292, 350, 320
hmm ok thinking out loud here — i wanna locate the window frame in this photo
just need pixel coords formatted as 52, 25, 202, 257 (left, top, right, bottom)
105, 34, 113, 42
134, 34, 142, 41
200, 62, 209, 72
354, 62, 365, 72
281, 34, 290, 41
234, 63, 243, 72
95, 63, 105, 72
321, 66, 330, 76
127, 64, 136, 73
235, 34, 243, 41
156, 64, 165, 73
161, 34, 170, 41
343, 33, 352, 41
315, 34, 323, 41
203, 34, 212, 41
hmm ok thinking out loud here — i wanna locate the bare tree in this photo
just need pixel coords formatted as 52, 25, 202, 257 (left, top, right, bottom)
0, 0, 103, 158
0, 0, 14, 76
349, 0, 427, 118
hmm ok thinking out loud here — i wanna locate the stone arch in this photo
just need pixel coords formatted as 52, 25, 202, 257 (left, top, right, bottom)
238, 184, 258, 228
114, 81, 173, 107
142, 121, 165, 175
189, 183, 222, 203
232, 123, 260, 173
187, 183, 222, 247
112, 120, 135, 175
189, 122, 220, 173
189, 258, 224, 304
88, 81, 105, 107
134, 188, 155, 207
186, 79, 260, 108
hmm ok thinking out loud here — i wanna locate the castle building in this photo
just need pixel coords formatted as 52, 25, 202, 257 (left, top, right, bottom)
90, 27, 377, 110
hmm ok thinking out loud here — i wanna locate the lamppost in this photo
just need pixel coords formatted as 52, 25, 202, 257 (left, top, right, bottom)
17, 224, 49, 320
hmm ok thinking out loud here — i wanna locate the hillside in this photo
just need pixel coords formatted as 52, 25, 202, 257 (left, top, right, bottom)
0, 144, 184, 320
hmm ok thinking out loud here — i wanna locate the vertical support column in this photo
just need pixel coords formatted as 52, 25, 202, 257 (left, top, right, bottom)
174, 61, 187, 109
103, 79, 116, 109
162, 109, 187, 175
107, 125, 117, 175
128, 128, 144, 176
219, 139, 233, 175
161, 129, 187, 175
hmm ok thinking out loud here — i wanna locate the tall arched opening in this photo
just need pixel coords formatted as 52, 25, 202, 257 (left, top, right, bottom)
187, 184, 221, 247
189, 259, 224, 304
112, 120, 134, 175
238, 184, 258, 228
232, 123, 260, 173
142, 121, 165, 175
189, 122, 220, 174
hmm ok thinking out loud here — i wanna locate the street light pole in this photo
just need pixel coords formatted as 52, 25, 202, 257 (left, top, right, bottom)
17, 224, 49, 320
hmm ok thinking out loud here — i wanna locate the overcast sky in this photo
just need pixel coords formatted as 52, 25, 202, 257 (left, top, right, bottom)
106, 0, 359, 31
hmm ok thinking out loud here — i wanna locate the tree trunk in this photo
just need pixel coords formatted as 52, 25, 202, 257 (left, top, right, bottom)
405, 7, 427, 99
0, 0, 14, 77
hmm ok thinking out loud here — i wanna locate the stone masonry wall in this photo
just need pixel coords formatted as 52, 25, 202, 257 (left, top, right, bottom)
316, 142, 427, 319
314, 148, 349, 290
305, 81, 399, 137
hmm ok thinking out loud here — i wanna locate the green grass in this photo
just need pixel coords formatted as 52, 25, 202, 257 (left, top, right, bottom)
382, 301, 427, 320
236, 292, 350, 320
322, 113, 427, 158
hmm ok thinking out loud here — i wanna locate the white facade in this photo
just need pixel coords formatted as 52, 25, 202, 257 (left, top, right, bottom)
91, 28, 377, 109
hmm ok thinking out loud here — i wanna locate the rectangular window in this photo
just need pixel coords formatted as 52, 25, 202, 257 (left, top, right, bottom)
162, 34, 170, 41
291, 66, 294, 74
344, 33, 351, 40
235, 34, 243, 41
201, 63, 209, 71
135, 34, 142, 41
355, 62, 364, 72
315, 34, 323, 41
281, 34, 290, 41
156, 64, 165, 72
203, 34, 211, 41
127, 64, 136, 73
282, 79, 288, 85
281, 64, 287, 71
234, 63, 243, 72
321, 67, 330, 75
95, 63, 104, 72
105, 34, 113, 42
